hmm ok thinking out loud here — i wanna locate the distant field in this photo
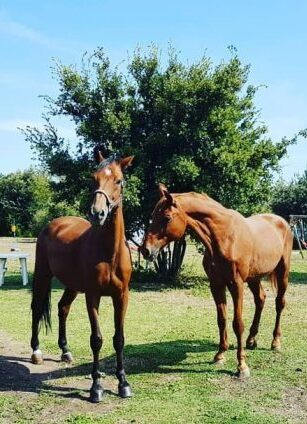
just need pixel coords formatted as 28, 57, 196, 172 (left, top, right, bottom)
0, 238, 306, 423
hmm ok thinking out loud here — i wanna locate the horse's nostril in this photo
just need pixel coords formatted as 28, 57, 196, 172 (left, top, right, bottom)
142, 247, 150, 259
90, 206, 98, 217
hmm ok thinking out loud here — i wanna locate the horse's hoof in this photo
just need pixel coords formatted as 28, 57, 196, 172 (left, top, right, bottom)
31, 350, 43, 365
119, 383, 132, 398
61, 352, 74, 363
213, 358, 226, 366
235, 366, 250, 379
213, 353, 226, 365
271, 344, 281, 352
246, 340, 257, 350
90, 386, 104, 403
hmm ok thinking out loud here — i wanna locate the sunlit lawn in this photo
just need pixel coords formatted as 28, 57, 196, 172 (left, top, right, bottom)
0, 240, 306, 423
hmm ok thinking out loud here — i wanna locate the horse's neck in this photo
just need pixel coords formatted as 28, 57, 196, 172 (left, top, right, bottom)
177, 194, 230, 256
97, 207, 126, 257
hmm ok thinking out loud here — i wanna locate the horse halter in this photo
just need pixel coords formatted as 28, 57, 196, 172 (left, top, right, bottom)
93, 188, 123, 212
91, 181, 124, 225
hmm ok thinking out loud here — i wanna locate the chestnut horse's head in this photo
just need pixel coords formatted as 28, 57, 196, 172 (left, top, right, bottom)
141, 184, 187, 261
89, 150, 134, 227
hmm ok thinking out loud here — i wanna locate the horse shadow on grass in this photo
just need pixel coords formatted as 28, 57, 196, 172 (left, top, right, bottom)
0, 338, 231, 401
289, 271, 307, 285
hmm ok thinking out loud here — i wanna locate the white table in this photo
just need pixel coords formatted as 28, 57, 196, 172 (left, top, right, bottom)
0, 253, 29, 286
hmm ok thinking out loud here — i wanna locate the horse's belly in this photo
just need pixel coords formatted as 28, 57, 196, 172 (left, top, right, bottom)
247, 214, 287, 277
47, 248, 85, 291
248, 248, 281, 278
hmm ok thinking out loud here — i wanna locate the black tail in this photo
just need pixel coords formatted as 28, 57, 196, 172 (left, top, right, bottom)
31, 269, 52, 333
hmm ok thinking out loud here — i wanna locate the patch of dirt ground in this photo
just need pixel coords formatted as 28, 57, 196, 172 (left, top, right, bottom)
0, 329, 126, 423
279, 386, 307, 423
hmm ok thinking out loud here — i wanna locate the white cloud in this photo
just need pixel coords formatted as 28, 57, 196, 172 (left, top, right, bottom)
0, 10, 79, 53
0, 12, 57, 49
0, 119, 76, 139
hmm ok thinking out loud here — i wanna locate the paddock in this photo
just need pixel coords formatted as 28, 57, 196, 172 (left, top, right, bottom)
0, 237, 306, 423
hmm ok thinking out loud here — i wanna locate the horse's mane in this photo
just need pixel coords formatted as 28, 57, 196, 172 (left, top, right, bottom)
175, 192, 210, 200
174, 192, 225, 209
97, 154, 121, 170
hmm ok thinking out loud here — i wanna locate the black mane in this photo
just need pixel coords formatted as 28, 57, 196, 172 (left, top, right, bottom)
97, 153, 121, 170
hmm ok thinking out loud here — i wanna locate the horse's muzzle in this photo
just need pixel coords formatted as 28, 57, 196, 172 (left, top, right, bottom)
140, 245, 159, 262
89, 208, 108, 227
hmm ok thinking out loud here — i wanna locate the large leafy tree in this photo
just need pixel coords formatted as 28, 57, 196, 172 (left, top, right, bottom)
0, 170, 51, 236
272, 170, 307, 219
0, 170, 79, 236
23, 46, 295, 241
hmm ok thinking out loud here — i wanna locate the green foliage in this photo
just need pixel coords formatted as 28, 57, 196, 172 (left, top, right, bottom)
272, 169, 307, 219
0, 170, 50, 236
0, 169, 79, 236
22, 46, 294, 238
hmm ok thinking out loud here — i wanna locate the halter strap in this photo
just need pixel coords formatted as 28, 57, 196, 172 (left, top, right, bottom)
94, 189, 122, 212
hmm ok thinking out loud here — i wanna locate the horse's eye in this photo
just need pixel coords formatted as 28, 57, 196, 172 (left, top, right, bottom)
163, 216, 172, 224
116, 179, 122, 185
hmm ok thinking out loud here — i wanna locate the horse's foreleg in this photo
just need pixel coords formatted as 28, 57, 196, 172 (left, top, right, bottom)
112, 290, 132, 398
58, 288, 78, 363
210, 281, 229, 365
86, 293, 104, 403
271, 260, 289, 351
246, 280, 266, 349
228, 279, 250, 378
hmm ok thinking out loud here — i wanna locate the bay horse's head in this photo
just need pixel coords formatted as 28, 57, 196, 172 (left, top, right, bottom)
141, 184, 187, 261
89, 150, 134, 226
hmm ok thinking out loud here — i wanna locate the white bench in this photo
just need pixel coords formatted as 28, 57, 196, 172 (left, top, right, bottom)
0, 253, 29, 286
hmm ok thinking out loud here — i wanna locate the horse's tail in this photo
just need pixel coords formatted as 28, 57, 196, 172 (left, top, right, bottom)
31, 233, 52, 333
268, 271, 278, 292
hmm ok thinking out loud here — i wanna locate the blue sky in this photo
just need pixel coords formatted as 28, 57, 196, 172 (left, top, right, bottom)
1, 0, 306, 180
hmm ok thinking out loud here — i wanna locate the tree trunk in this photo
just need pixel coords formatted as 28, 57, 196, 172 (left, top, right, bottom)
154, 237, 187, 285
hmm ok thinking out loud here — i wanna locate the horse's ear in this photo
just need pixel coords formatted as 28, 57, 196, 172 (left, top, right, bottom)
158, 183, 176, 206
158, 183, 168, 198
94, 149, 104, 165
120, 156, 134, 170
165, 191, 176, 206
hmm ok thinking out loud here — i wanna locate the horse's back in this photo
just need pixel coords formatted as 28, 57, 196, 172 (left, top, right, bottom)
43, 216, 91, 242
246, 213, 292, 277
35, 216, 91, 290
247, 213, 291, 246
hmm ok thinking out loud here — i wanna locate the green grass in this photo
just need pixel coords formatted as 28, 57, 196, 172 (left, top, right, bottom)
0, 248, 307, 423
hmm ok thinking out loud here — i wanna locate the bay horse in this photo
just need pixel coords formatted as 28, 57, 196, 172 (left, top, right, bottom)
141, 184, 293, 378
30, 152, 134, 402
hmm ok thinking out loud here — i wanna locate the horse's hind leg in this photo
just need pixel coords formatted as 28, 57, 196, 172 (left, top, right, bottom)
58, 288, 78, 363
271, 258, 289, 351
112, 289, 132, 398
246, 279, 266, 349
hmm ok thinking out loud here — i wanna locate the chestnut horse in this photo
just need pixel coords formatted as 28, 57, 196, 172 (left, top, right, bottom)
141, 184, 293, 378
31, 152, 134, 402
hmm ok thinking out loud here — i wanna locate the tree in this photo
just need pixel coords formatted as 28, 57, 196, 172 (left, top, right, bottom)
0, 170, 50, 236
22, 46, 296, 276
272, 170, 307, 219
0, 170, 79, 236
